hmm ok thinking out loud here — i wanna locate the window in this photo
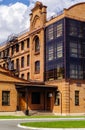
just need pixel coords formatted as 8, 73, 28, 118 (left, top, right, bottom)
27, 72, 30, 80
11, 45, 15, 55
70, 40, 85, 58
69, 21, 78, 36
48, 46, 54, 61
48, 25, 53, 41
3, 63, 6, 68
55, 91, 60, 106
78, 65, 83, 79
32, 92, 40, 104
0, 51, 3, 58
79, 23, 84, 38
27, 38, 30, 48
16, 58, 19, 70
45, 63, 64, 81
57, 42, 63, 58
3, 50, 5, 57
2, 91, 10, 106
11, 60, 14, 70
57, 64, 64, 79
21, 57, 24, 68
7, 48, 9, 56
70, 64, 78, 79
27, 55, 30, 66
21, 74, 24, 79
35, 61, 40, 73
4, 48, 9, 57
45, 69, 58, 81
70, 64, 83, 79
56, 23, 63, 37
16, 44, 19, 52
35, 36, 40, 53
75, 91, 79, 106
0, 52, 1, 58
70, 41, 78, 57
21, 41, 24, 50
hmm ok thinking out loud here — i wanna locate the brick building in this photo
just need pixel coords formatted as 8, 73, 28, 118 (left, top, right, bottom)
0, 1, 85, 115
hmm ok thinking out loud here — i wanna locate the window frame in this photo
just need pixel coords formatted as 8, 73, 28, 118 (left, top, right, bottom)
11, 45, 15, 55
2, 91, 10, 106
16, 58, 19, 70
35, 61, 40, 74
48, 26, 53, 40
48, 46, 54, 61
11, 60, 14, 70
70, 64, 83, 79
69, 21, 78, 36
21, 56, 24, 68
27, 55, 30, 66
27, 72, 30, 80
21, 73, 24, 79
75, 91, 79, 106
57, 42, 63, 58
27, 38, 30, 48
56, 23, 63, 37
34, 36, 40, 53
21, 41, 24, 50
16, 44, 19, 52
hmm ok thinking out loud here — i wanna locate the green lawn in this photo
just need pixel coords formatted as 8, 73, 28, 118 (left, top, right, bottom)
0, 115, 85, 119
21, 120, 85, 128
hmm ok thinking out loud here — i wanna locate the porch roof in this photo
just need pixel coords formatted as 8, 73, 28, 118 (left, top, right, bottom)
15, 82, 57, 89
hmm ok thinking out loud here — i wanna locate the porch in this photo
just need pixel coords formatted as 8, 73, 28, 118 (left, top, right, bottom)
16, 83, 57, 115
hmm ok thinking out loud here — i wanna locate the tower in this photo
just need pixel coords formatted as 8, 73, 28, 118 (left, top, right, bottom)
29, 1, 47, 81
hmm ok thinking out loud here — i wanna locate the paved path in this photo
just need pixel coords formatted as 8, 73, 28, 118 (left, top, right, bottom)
0, 118, 85, 130
0, 119, 32, 130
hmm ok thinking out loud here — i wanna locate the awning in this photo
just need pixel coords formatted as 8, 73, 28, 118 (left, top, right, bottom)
15, 82, 57, 90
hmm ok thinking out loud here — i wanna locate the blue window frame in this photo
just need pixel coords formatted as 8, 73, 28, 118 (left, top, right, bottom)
45, 19, 64, 81
66, 18, 85, 79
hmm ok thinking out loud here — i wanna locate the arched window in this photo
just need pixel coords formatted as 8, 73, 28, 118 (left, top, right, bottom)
35, 36, 40, 53
35, 61, 40, 73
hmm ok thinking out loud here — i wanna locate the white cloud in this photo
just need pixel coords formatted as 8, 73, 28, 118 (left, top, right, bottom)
0, 0, 85, 44
0, 2, 30, 44
32, 0, 85, 17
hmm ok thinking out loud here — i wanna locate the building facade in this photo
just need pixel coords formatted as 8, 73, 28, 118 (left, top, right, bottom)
0, 1, 85, 115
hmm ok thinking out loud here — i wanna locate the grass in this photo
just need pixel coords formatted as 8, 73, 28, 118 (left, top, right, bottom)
21, 120, 85, 128
0, 115, 85, 128
0, 115, 85, 119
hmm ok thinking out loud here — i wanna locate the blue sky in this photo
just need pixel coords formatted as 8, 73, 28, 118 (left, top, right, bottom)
0, 0, 85, 44
0, 0, 30, 5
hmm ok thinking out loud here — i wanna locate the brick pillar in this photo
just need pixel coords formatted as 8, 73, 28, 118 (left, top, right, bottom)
62, 82, 70, 115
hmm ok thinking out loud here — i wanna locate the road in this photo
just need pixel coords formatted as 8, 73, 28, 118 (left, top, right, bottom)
0, 118, 85, 130
0, 120, 25, 130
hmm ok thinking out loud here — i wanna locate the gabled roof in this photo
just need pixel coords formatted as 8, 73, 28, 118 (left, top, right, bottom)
0, 67, 57, 89
0, 66, 29, 83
